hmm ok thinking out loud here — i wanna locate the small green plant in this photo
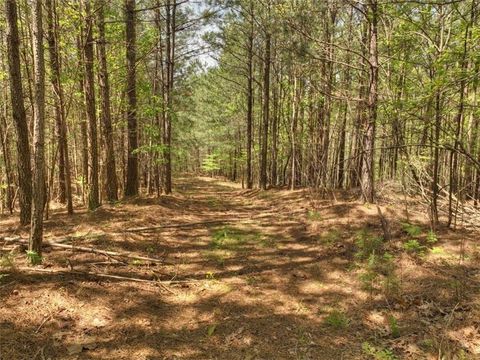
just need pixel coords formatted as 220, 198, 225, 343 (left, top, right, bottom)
26, 250, 42, 265
307, 210, 322, 221
355, 229, 384, 260
387, 315, 400, 338
362, 342, 398, 360
206, 324, 217, 336
324, 310, 349, 329
426, 230, 438, 244
401, 222, 422, 237
131, 259, 143, 266
403, 239, 425, 254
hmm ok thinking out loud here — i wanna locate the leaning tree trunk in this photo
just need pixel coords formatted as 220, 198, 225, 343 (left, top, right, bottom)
5, 0, 32, 226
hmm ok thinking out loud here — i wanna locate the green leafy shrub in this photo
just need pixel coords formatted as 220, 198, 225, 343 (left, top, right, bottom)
26, 250, 42, 265
426, 230, 438, 244
401, 222, 422, 237
403, 239, 425, 254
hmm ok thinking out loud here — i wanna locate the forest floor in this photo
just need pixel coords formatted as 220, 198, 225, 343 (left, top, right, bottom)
1, 176, 480, 360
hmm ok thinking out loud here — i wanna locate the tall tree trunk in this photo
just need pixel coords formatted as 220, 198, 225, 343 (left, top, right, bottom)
76, 34, 89, 203
30, 0, 46, 254
431, 89, 441, 227
83, 0, 100, 209
360, 0, 378, 203
260, 32, 271, 190
246, 1, 254, 189
125, 0, 139, 196
97, 0, 119, 202
5, 0, 32, 226
46, 0, 73, 214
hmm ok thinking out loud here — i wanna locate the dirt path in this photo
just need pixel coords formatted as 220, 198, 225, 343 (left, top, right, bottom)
1, 176, 479, 359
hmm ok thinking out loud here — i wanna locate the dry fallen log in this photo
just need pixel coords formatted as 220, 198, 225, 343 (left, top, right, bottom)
5, 237, 164, 264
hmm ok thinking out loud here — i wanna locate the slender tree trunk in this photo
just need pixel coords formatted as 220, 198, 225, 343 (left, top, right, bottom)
260, 32, 271, 190
97, 0, 118, 202
76, 34, 89, 204
46, 0, 73, 214
431, 89, 441, 227
83, 0, 100, 209
5, 0, 32, 226
360, 0, 378, 203
246, 1, 254, 189
30, 0, 46, 254
125, 0, 139, 196
291, 74, 298, 190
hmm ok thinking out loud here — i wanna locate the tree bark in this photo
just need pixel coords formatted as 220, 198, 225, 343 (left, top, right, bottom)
46, 0, 73, 214
30, 0, 46, 254
5, 0, 32, 226
83, 0, 100, 209
360, 0, 378, 203
97, 0, 119, 202
260, 32, 271, 190
125, 0, 139, 196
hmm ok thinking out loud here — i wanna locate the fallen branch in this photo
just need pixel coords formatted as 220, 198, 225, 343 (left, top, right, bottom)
6, 237, 164, 264
18, 267, 199, 287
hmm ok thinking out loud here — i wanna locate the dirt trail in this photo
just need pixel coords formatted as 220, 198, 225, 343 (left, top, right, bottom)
1, 176, 479, 359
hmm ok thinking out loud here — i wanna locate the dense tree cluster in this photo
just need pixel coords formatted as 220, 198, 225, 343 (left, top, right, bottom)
188, 0, 480, 229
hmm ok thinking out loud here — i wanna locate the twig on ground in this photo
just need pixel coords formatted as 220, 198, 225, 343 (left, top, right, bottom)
6, 237, 164, 264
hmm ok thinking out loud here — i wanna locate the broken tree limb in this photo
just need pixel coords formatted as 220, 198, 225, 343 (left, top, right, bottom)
5, 237, 164, 264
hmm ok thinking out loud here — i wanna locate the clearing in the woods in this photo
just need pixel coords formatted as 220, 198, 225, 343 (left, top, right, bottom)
1, 176, 480, 359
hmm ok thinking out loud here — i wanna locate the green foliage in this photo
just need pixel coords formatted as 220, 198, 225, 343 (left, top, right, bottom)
307, 210, 322, 221
324, 310, 349, 330
401, 222, 422, 237
387, 315, 400, 338
26, 251, 42, 265
426, 230, 438, 244
207, 324, 217, 336
202, 153, 221, 173
362, 342, 398, 360
355, 230, 384, 260
403, 239, 425, 254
